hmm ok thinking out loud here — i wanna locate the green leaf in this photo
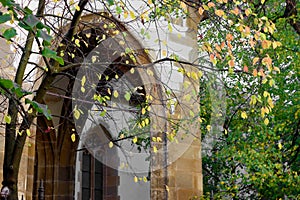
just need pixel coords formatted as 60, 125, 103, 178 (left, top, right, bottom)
42, 47, 64, 65
25, 99, 52, 120
116, 6, 122, 14
107, 0, 114, 6
0, 78, 14, 89
124, 92, 131, 101
18, 21, 31, 31
3, 28, 17, 40
0, 14, 11, 24
23, 6, 33, 14
36, 22, 51, 33
37, 29, 52, 46
24, 14, 39, 29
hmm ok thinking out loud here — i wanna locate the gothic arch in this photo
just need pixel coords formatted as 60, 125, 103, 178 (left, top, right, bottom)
33, 12, 164, 200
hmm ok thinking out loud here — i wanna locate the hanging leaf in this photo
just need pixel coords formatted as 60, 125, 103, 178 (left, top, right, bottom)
71, 133, 76, 142
42, 47, 64, 65
124, 92, 131, 101
264, 118, 269, 125
241, 111, 247, 119
0, 14, 11, 24
4, 115, 11, 124
0, 78, 14, 89
73, 108, 80, 119
36, 29, 52, 46
24, 14, 40, 29
132, 136, 138, 144
153, 146, 158, 153
3, 28, 17, 40
107, 0, 114, 6
26, 129, 31, 136
25, 99, 52, 120
109, 141, 114, 148
113, 90, 119, 98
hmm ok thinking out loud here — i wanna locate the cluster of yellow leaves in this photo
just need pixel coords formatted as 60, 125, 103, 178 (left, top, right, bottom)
152, 136, 162, 142
133, 176, 148, 183
137, 117, 150, 128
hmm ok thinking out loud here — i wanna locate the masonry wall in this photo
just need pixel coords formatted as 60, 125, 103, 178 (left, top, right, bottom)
0, 24, 35, 200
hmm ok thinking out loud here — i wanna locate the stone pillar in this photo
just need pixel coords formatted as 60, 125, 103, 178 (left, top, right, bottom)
150, 4, 203, 200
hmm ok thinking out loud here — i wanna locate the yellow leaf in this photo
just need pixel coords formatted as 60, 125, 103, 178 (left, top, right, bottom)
145, 118, 150, 125
153, 146, 158, 153
224, 129, 228, 135
4, 115, 11, 124
241, 111, 247, 119
133, 136, 138, 144
81, 75, 86, 86
75, 4, 80, 11
157, 137, 162, 142
264, 118, 269, 125
268, 97, 274, 108
26, 129, 31, 136
198, 70, 203, 78
202, 4, 209, 10
272, 41, 282, 49
124, 11, 128, 19
130, 11, 136, 19
81, 86, 85, 93
261, 107, 266, 118
113, 90, 119, 98
18, 130, 24, 136
262, 40, 271, 49
165, 185, 170, 193
191, 71, 198, 80
278, 142, 283, 150
134, 176, 138, 183
143, 176, 148, 182
73, 108, 80, 119
109, 141, 114, 148
141, 107, 146, 115
269, 79, 275, 87
253, 57, 260, 65
273, 66, 280, 73
245, 8, 252, 16
130, 68, 135, 74
261, 0, 265, 4
147, 69, 154, 76
75, 38, 80, 47
92, 56, 97, 63
250, 95, 257, 105
71, 133, 76, 142
206, 125, 211, 132
162, 49, 167, 57
263, 91, 269, 97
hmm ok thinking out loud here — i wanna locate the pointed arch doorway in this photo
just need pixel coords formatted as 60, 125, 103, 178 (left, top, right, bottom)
33, 13, 159, 200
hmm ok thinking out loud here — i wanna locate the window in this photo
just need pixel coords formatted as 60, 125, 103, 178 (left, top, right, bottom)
82, 151, 103, 200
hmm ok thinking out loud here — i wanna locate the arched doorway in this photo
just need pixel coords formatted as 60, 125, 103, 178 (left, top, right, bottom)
33, 12, 160, 200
